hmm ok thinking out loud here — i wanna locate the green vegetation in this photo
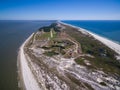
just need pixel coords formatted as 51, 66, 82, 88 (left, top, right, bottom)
64, 25, 116, 58
42, 40, 69, 56
75, 55, 120, 75
99, 82, 107, 86
39, 23, 60, 32
24, 23, 120, 90
63, 24, 120, 75
43, 51, 59, 57
35, 24, 77, 57
35, 32, 50, 40
30, 23, 120, 75
75, 58, 86, 66
35, 29, 57, 40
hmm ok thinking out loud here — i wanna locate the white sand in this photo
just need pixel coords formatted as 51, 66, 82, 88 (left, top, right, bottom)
19, 33, 41, 90
59, 21, 120, 59
18, 22, 120, 90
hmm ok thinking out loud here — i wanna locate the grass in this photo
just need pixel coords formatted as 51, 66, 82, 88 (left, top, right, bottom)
35, 32, 50, 40
75, 55, 120, 75
43, 51, 59, 57
35, 31, 57, 41
75, 58, 86, 66
62, 24, 120, 75
28, 23, 120, 75
63, 24, 116, 57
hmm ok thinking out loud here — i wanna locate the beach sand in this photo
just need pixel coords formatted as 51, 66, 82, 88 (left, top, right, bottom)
18, 33, 41, 90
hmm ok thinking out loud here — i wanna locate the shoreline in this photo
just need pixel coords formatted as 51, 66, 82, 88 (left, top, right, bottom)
17, 33, 40, 90
59, 21, 120, 59
17, 21, 120, 89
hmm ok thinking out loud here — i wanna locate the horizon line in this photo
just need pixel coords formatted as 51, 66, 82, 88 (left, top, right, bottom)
0, 19, 120, 21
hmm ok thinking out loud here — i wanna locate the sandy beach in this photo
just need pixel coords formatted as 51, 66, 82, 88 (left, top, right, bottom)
18, 33, 41, 90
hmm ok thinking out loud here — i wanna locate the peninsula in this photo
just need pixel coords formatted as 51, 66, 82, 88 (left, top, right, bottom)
18, 22, 120, 90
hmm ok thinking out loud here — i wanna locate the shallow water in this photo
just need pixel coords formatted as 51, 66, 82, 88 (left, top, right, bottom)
0, 20, 54, 90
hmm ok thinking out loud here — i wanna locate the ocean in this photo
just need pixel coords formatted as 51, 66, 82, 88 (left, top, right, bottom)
62, 20, 120, 43
0, 20, 120, 90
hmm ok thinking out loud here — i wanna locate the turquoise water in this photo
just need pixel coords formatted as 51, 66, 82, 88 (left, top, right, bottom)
0, 20, 54, 90
62, 20, 120, 43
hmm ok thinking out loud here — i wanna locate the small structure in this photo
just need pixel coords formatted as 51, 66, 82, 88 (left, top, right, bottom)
50, 28, 54, 38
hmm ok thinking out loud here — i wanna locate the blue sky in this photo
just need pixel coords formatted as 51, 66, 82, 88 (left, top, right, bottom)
0, 0, 120, 20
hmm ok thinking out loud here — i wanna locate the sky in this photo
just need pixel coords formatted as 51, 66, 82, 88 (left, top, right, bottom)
0, 0, 120, 20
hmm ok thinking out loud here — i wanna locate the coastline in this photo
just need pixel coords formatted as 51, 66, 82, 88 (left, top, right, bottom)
59, 21, 120, 59
17, 21, 120, 90
17, 33, 40, 90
